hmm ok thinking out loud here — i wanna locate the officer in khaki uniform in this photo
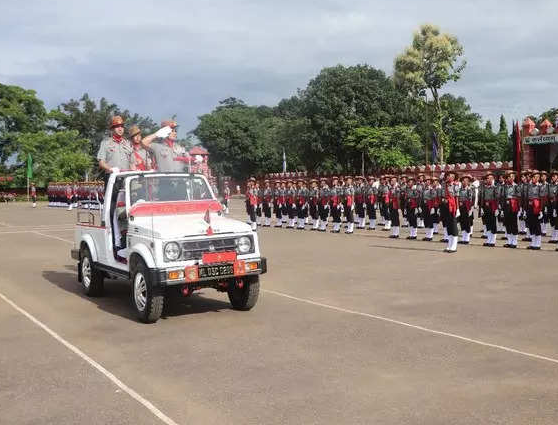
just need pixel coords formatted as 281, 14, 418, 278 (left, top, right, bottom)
142, 120, 188, 172
128, 125, 156, 171
97, 115, 133, 187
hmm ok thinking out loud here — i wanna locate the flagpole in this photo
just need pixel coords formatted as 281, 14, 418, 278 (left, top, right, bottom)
27, 176, 29, 202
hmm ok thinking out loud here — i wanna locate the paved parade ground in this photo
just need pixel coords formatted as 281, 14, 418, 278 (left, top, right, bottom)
1, 199, 558, 424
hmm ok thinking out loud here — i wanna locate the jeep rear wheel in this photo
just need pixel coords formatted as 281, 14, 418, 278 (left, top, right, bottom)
80, 246, 104, 296
131, 259, 164, 323
228, 276, 260, 310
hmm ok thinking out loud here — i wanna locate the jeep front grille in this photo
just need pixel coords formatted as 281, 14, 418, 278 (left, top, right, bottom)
181, 237, 238, 260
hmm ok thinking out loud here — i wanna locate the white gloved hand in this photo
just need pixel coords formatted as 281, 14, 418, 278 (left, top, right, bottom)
553, 210, 557, 218
110, 167, 120, 174
538, 212, 543, 220
430, 208, 435, 215
418, 207, 422, 214
469, 210, 473, 217
495, 209, 499, 217
455, 208, 461, 218
155, 126, 172, 138
414, 208, 419, 214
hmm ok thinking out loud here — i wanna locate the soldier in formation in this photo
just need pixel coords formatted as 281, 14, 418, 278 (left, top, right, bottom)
241, 169, 558, 253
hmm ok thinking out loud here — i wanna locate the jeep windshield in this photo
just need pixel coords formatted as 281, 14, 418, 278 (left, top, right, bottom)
129, 175, 214, 205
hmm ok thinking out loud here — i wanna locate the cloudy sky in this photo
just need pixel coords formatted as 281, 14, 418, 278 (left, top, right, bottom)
2, 0, 557, 134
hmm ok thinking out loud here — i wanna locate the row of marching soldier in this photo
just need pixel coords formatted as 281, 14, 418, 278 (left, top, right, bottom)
243, 169, 558, 253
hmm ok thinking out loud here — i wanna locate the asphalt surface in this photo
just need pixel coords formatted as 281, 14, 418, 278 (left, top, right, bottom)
1, 199, 558, 424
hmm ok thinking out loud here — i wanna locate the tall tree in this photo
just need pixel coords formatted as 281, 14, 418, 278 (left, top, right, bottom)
12, 130, 92, 186
300, 64, 410, 172
394, 24, 466, 163
498, 114, 508, 135
195, 101, 281, 179
0, 84, 47, 163
485, 120, 493, 133
345, 125, 422, 171
50, 93, 157, 159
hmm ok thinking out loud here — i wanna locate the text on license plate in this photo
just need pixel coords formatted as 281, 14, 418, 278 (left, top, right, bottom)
199, 264, 234, 278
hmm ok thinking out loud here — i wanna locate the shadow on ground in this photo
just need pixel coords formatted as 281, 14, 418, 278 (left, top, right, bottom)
42, 268, 233, 322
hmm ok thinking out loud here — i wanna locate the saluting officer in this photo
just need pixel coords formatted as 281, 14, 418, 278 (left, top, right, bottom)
128, 125, 156, 171
97, 115, 132, 188
142, 120, 188, 172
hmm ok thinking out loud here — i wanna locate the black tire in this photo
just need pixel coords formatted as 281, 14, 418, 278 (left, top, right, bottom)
80, 245, 104, 296
228, 276, 260, 310
130, 259, 164, 323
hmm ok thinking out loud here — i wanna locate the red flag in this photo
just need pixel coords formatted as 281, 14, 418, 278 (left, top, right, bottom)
514, 121, 522, 177
204, 209, 213, 235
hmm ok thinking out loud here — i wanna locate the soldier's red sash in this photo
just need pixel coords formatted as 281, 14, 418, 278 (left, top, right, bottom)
529, 198, 541, 215
408, 198, 418, 208
367, 194, 375, 204
485, 199, 498, 212
355, 194, 364, 203
346, 195, 354, 207
507, 198, 519, 213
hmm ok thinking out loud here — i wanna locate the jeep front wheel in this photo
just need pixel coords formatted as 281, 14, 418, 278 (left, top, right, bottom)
131, 260, 164, 323
80, 246, 104, 296
228, 276, 260, 310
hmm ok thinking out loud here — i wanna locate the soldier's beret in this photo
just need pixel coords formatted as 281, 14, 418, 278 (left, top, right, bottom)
484, 171, 495, 178
332, 176, 339, 180
531, 169, 541, 176
541, 170, 548, 175
249, 177, 256, 181
550, 170, 558, 176
460, 174, 472, 180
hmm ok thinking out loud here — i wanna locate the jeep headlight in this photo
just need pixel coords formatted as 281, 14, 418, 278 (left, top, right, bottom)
236, 236, 252, 254
164, 242, 181, 261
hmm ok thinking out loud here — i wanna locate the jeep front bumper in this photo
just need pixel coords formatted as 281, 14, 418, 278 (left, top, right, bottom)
156, 257, 267, 286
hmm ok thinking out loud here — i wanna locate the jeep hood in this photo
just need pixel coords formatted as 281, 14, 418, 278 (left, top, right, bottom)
129, 213, 251, 239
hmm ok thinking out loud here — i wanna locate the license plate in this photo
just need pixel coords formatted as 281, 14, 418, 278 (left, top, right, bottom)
198, 264, 234, 279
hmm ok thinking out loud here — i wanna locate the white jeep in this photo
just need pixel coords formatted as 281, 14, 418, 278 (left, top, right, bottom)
71, 171, 266, 323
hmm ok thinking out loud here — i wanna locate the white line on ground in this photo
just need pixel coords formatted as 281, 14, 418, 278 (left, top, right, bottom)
263, 289, 558, 366
23, 232, 558, 366
0, 228, 74, 235
0, 291, 180, 425
32, 231, 74, 244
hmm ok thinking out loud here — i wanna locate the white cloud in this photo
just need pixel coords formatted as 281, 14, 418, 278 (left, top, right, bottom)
2, 0, 558, 133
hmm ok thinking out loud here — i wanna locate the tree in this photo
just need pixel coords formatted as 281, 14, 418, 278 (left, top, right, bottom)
50, 93, 157, 160
447, 121, 499, 164
195, 101, 281, 179
485, 120, 493, 133
394, 24, 466, 163
11, 130, 92, 186
0, 84, 47, 163
498, 114, 508, 135
345, 126, 422, 171
300, 64, 410, 172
